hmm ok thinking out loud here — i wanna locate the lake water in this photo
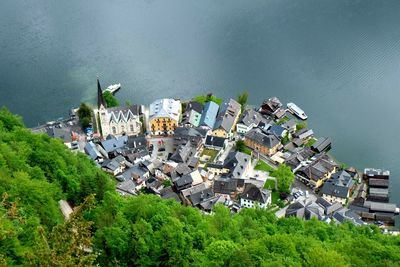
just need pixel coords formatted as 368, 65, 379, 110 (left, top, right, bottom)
1, 0, 400, 204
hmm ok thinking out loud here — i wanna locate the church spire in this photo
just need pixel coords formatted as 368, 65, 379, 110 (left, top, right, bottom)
97, 78, 106, 109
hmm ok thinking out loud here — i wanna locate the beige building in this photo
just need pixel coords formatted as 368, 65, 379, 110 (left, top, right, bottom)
211, 99, 241, 138
149, 99, 181, 136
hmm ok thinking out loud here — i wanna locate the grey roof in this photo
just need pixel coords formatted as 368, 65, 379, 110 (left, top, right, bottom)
174, 127, 207, 147
118, 163, 149, 181
369, 187, 389, 196
127, 135, 147, 150
101, 136, 128, 153
213, 177, 238, 194
205, 135, 226, 148
363, 168, 390, 178
188, 188, 214, 206
220, 151, 251, 178
84, 142, 102, 160
281, 119, 296, 130
259, 97, 282, 115
102, 158, 121, 172
106, 105, 140, 123
175, 163, 192, 176
321, 170, 354, 198
186, 101, 204, 114
292, 128, 314, 139
213, 99, 241, 132
175, 174, 193, 188
311, 137, 331, 153
286, 200, 324, 220
241, 184, 270, 204
333, 208, 364, 226
116, 179, 138, 196
46, 127, 72, 143
297, 153, 338, 182
160, 187, 181, 203
364, 201, 397, 213
239, 109, 264, 127
245, 128, 280, 149
368, 178, 389, 188
268, 124, 285, 136
170, 142, 195, 163
199, 195, 226, 211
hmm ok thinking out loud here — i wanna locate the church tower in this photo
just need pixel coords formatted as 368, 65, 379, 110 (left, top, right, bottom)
97, 78, 107, 109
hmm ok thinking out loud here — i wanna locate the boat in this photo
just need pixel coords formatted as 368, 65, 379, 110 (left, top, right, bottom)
104, 83, 121, 95
287, 102, 308, 120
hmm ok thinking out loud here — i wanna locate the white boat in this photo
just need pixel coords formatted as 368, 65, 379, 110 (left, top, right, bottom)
287, 102, 307, 120
104, 83, 121, 95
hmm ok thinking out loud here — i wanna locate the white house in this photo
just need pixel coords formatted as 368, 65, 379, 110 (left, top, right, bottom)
240, 183, 271, 209
96, 105, 142, 137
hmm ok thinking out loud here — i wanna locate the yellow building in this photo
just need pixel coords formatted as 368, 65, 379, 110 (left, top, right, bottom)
211, 99, 241, 138
149, 99, 181, 136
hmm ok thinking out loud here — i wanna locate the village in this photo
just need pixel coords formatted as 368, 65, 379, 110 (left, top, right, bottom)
32, 80, 399, 229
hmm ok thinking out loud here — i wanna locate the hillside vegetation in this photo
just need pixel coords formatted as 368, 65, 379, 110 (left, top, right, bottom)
0, 108, 400, 266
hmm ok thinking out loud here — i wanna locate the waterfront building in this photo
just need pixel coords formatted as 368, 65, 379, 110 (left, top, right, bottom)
149, 98, 182, 136
199, 101, 219, 129
211, 99, 241, 138
244, 128, 280, 156
183, 101, 203, 127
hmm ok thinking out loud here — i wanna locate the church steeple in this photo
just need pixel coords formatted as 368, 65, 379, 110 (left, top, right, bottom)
97, 78, 106, 109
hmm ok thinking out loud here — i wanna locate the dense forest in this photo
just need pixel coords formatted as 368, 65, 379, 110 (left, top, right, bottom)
1, 108, 400, 266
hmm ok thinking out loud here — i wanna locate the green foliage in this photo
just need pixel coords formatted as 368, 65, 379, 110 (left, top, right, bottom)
270, 164, 295, 193
77, 103, 93, 128
237, 91, 248, 112
235, 140, 252, 155
2, 108, 400, 266
276, 116, 289, 125
263, 180, 276, 190
305, 137, 317, 147
163, 179, 172, 187
103, 91, 119, 108
255, 160, 274, 172
193, 94, 223, 105
281, 131, 290, 145
296, 121, 307, 132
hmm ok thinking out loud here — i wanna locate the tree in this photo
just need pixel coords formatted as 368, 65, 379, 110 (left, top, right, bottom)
237, 91, 249, 112
271, 164, 295, 193
103, 92, 119, 108
77, 103, 92, 129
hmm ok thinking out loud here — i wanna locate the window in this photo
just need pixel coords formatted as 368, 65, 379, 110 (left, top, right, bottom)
112, 127, 116, 134
130, 124, 134, 132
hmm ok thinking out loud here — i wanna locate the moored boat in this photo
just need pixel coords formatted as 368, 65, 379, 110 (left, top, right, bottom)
287, 102, 307, 120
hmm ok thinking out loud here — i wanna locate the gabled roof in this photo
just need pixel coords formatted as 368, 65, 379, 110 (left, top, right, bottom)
245, 128, 280, 149
297, 153, 338, 182
199, 101, 219, 128
106, 105, 140, 123
149, 98, 181, 121
188, 188, 214, 206
175, 174, 193, 187
268, 124, 285, 136
186, 101, 203, 114
127, 135, 147, 149
170, 142, 196, 163
213, 177, 238, 194
84, 142, 102, 160
239, 109, 264, 127
311, 137, 332, 153
205, 135, 226, 148
101, 136, 128, 153
223, 151, 251, 178
46, 127, 72, 143
241, 183, 270, 204
213, 99, 241, 132
282, 119, 296, 130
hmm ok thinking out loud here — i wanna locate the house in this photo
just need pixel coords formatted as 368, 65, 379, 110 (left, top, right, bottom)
268, 124, 286, 138
204, 135, 227, 150
100, 136, 128, 158
292, 128, 314, 140
127, 135, 147, 150
183, 101, 203, 127
259, 97, 282, 116
116, 179, 138, 196
174, 127, 208, 149
281, 119, 297, 133
296, 153, 338, 189
211, 99, 241, 138
311, 137, 331, 153
285, 200, 325, 220
332, 208, 365, 226
160, 187, 181, 203
170, 142, 196, 164
207, 151, 251, 178
284, 147, 314, 170
244, 128, 280, 156
117, 162, 150, 187
316, 197, 343, 216
213, 177, 238, 195
368, 188, 389, 202
236, 109, 265, 134
320, 170, 355, 205
175, 174, 193, 191
46, 127, 74, 147
188, 188, 215, 206
199, 101, 219, 129
149, 98, 182, 136
199, 195, 227, 212
240, 184, 271, 209
84, 141, 103, 162
101, 155, 126, 175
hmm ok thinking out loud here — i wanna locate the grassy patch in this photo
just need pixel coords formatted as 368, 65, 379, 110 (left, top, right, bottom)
201, 148, 219, 162
193, 94, 223, 105
255, 160, 275, 172
276, 116, 289, 125
305, 138, 317, 147
264, 180, 276, 190
271, 191, 280, 205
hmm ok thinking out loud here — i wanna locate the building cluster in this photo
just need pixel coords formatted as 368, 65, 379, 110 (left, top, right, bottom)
38, 83, 398, 226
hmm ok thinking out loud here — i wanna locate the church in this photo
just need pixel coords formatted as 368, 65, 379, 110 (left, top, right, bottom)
94, 79, 142, 137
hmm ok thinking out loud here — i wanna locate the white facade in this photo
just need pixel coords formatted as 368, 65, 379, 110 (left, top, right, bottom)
236, 122, 256, 135
96, 106, 142, 137
240, 197, 271, 209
